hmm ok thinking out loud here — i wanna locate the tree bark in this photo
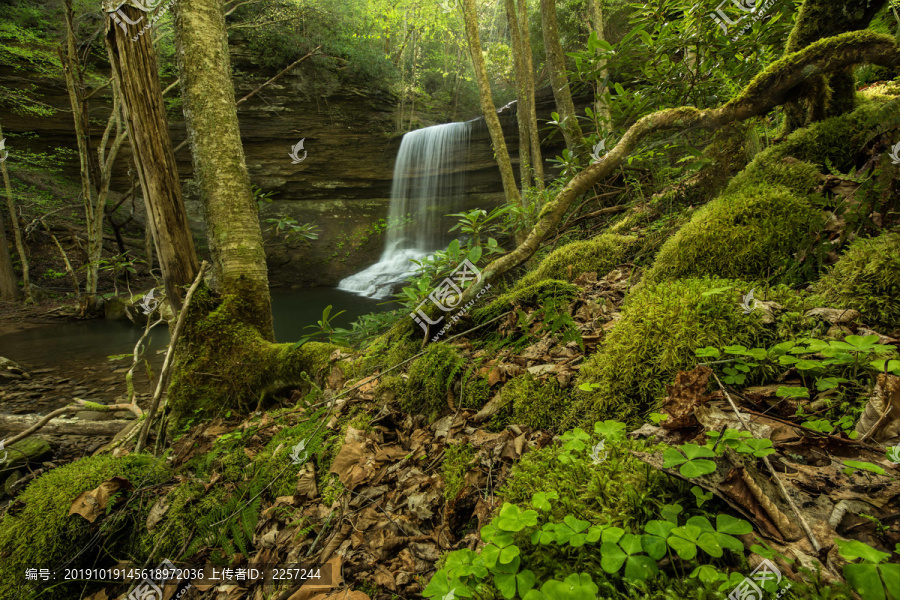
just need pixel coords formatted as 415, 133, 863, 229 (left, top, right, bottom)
0, 122, 31, 303
453, 31, 900, 307
782, 0, 888, 133
540, 0, 583, 154
586, 0, 611, 127
174, 0, 274, 340
462, 0, 523, 211
105, 0, 200, 310
505, 0, 532, 190
517, 0, 544, 190
0, 413, 133, 436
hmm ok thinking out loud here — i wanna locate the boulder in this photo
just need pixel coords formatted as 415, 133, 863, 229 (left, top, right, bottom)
0, 357, 30, 381
0, 437, 53, 471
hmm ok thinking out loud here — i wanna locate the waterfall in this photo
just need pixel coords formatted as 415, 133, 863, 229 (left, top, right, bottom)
338, 121, 472, 299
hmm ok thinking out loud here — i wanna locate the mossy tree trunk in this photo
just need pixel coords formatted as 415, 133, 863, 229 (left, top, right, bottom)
174, 0, 274, 340
540, 0, 584, 154
462, 0, 523, 212
517, 0, 544, 191
505, 0, 534, 190
105, 0, 200, 310
586, 0, 612, 128
0, 126, 18, 301
782, 0, 888, 133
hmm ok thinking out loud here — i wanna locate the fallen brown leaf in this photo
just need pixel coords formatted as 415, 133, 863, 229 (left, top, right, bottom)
69, 477, 134, 523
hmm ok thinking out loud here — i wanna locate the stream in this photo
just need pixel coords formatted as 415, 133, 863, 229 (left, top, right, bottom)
0, 288, 391, 426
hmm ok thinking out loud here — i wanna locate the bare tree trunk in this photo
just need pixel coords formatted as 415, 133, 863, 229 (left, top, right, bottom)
462, 0, 523, 211
0, 198, 16, 302
540, 0, 583, 154
505, 0, 532, 189
586, 0, 611, 128
174, 0, 274, 340
0, 122, 31, 303
781, 0, 887, 133
517, 0, 544, 190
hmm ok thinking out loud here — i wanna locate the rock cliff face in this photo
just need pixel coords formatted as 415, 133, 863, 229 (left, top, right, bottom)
1, 40, 568, 288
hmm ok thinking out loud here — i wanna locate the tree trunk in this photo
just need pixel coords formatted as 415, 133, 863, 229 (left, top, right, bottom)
0, 181, 17, 302
781, 0, 888, 133
106, 1, 200, 310
505, 0, 532, 190
462, 0, 523, 211
540, 0, 583, 154
586, 0, 611, 128
517, 0, 544, 190
0, 122, 31, 303
174, 0, 274, 340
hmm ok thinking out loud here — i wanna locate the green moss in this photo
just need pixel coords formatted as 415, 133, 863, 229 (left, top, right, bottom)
471, 279, 580, 325
167, 287, 336, 427
815, 233, 900, 329
494, 374, 572, 431
404, 343, 465, 418
645, 185, 822, 285
139, 481, 229, 562
567, 277, 807, 426
518, 234, 637, 287
461, 372, 492, 409
0, 454, 171, 599
441, 443, 475, 501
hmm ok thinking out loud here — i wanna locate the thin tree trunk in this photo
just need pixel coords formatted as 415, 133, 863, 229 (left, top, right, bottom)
0, 122, 31, 303
586, 0, 611, 128
0, 196, 17, 301
517, 0, 544, 190
462, 0, 522, 211
540, 0, 583, 154
174, 0, 274, 340
106, 0, 200, 310
40, 218, 81, 301
505, 0, 532, 189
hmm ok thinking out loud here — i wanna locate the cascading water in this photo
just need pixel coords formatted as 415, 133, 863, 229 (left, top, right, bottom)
338, 121, 472, 299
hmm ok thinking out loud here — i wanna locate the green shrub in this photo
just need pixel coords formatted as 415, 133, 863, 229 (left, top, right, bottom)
404, 343, 465, 417
815, 233, 900, 329
0, 454, 171, 599
645, 185, 822, 285
518, 234, 637, 287
567, 278, 804, 426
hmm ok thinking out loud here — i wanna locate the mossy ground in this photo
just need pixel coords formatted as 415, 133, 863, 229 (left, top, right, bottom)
491, 373, 572, 432
517, 234, 637, 287
471, 279, 581, 325
0, 454, 172, 599
567, 277, 814, 427
404, 342, 465, 418
815, 232, 900, 329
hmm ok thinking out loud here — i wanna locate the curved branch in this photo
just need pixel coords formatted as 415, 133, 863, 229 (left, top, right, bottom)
460, 31, 900, 304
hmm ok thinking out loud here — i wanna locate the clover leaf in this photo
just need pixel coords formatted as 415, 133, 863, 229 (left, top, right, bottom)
663, 444, 717, 478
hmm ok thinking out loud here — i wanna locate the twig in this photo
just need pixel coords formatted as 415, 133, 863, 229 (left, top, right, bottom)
710, 371, 821, 551
859, 405, 893, 443
135, 261, 208, 453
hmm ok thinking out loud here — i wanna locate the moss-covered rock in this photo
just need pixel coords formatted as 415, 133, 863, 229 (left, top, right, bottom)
495, 373, 572, 431
167, 287, 336, 427
403, 342, 465, 418
815, 232, 900, 329
518, 234, 637, 287
645, 185, 822, 285
567, 277, 807, 426
0, 454, 171, 599
441, 442, 475, 501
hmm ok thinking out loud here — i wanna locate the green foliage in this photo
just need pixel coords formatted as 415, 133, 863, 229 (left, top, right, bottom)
0, 454, 171, 599
404, 342, 465, 418
442, 443, 475, 501
184, 480, 264, 565
518, 234, 637, 287
645, 185, 822, 285
570, 277, 795, 426
815, 233, 900, 329
836, 538, 900, 600
472, 280, 581, 327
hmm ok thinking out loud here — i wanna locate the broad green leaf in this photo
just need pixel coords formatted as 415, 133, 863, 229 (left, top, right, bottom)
697, 532, 724, 557
879, 564, 900, 600
498, 544, 520, 564
667, 534, 697, 560
716, 514, 753, 535
843, 460, 886, 475
836, 538, 891, 563
531, 491, 557, 511
691, 565, 720, 584
563, 514, 590, 533
601, 526, 624, 543
494, 573, 517, 599
619, 533, 643, 555
662, 448, 688, 468
844, 563, 885, 600
516, 570, 537, 596
623, 555, 658, 581
481, 544, 500, 568
600, 542, 627, 573
681, 459, 717, 478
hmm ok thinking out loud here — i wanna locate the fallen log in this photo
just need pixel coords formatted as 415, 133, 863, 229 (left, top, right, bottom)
0, 414, 133, 436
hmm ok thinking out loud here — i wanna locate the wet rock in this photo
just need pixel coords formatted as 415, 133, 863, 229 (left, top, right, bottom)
104, 296, 129, 321
0, 357, 30, 381
2, 469, 23, 497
